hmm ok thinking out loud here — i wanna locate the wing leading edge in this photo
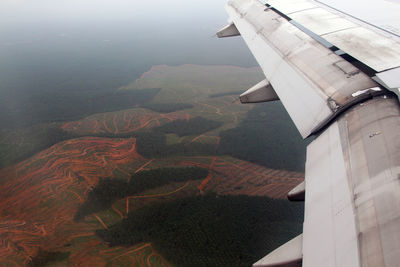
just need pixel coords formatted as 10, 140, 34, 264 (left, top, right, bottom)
218, 0, 400, 266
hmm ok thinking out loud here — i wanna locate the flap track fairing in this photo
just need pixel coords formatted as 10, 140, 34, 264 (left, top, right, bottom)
240, 79, 279, 104
287, 181, 305, 202
253, 234, 303, 267
217, 22, 241, 38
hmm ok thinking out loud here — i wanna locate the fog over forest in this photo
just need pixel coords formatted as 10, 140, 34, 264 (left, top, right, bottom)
0, 0, 256, 122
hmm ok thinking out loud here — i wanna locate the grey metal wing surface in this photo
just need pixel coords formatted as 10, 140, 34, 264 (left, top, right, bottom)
217, 0, 400, 266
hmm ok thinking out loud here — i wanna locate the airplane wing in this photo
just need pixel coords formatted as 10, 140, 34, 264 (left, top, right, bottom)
217, 0, 400, 266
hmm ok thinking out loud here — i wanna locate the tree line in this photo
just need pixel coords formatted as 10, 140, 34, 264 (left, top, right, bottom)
75, 166, 208, 220
97, 193, 304, 266
218, 102, 309, 172
0, 88, 161, 129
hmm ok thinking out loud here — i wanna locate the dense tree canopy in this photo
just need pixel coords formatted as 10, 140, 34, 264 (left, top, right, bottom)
28, 250, 70, 267
0, 88, 160, 129
154, 117, 222, 137
142, 102, 193, 113
209, 90, 243, 98
218, 102, 309, 172
97, 193, 304, 267
75, 167, 208, 220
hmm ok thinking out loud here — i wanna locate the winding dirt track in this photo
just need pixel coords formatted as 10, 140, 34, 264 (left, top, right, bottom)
62, 108, 188, 136
126, 181, 190, 215
198, 156, 216, 192
180, 156, 304, 198
0, 132, 303, 266
0, 137, 173, 266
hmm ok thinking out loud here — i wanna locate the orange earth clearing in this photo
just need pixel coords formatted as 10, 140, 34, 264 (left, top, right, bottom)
0, 137, 170, 266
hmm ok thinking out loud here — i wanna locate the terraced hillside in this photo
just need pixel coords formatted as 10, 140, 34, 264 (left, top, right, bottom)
0, 65, 306, 266
62, 108, 189, 136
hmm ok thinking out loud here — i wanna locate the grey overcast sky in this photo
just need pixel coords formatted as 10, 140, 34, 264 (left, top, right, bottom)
0, 0, 228, 25
0, 0, 256, 100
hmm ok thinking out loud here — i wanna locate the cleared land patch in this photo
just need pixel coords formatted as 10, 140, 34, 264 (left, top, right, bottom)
61, 108, 188, 136
0, 137, 165, 265
75, 167, 208, 220
0, 65, 306, 266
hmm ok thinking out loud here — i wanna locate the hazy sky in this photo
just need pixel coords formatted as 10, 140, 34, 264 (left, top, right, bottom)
0, 0, 256, 104
0, 0, 238, 56
0, 0, 228, 25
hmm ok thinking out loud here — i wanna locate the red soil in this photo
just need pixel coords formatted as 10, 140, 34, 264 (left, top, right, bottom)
180, 156, 304, 199
197, 156, 216, 192
0, 136, 302, 266
61, 108, 188, 136
125, 181, 190, 215
0, 137, 171, 266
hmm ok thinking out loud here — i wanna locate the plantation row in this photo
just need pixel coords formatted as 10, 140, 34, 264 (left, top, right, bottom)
134, 103, 308, 172
75, 167, 208, 220
218, 102, 308, 172
97, 193, 304, 267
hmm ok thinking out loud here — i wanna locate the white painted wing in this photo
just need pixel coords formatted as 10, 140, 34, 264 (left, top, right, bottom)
218, 0, 400, 266
223, 0, 377, 138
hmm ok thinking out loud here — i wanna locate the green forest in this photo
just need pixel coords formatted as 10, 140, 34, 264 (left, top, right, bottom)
154, 117, 222, 136
0, 101, 309, 173
218, 102, 308, 172
75, 167, 208, 220
0, 114, 223, 170
142, 102, 193, 113
0, 88, 161, 168
133, 117, 222, 158
134, 132, 217, 158
209, 90, 243, 98
97, 193, 304, 267
0, 88, 161, 129
0, 125, 76, 169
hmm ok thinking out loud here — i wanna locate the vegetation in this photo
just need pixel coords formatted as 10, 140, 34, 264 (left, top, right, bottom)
0, 125, 76, 169
129, 117, 221, 158
97, 193, 303, 267
218, 102, 309, 172
28, 250, 70, 267
75, 167, 208, 220
0, 88, 160, 129
142, 102, 193, 113
209, 90, 243, 98
134, 132, 217, 158
0, 114, 220, 169
154, 117, 222, 137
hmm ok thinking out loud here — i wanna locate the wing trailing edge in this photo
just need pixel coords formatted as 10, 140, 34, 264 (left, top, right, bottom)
218, 0, 400, 266
220, 0, 377, 138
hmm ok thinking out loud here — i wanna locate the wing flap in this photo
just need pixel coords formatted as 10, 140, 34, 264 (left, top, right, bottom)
303, 96, 400, 267
267, 0, 317, 13
266, 0, 400, 72
288, 7, 357, 36
375, 68, 400, 90
322, 27, 400, 72
225, 0, 376, 137
303, 121, 360, 267
220, 1, 400, 267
